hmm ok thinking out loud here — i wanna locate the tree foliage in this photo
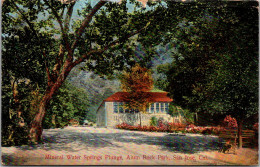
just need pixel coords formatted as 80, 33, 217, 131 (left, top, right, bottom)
120, 64, 153, 112
156, 1, 258, 147
43, 81, 89, 129
158, 1, 258, 116
2, 0, 170, 144
2, 0, 48, 145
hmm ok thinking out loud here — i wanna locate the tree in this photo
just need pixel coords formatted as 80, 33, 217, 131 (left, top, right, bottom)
2, 0, 49, 145
43, 81, 89, 128
2, 0, 170, 143
168, 105, 194, 124
120, 64, 153, 125
157, 1, 258, 148
156, 4, 222, 124
196, 1, 258, 148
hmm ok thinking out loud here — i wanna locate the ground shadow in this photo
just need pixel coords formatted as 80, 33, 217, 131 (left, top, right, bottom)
1, 154, 28, 166
2, 127, 257, 166
93, 132, 221, 154
15, 128, 221, 154
18, 128, 122, 152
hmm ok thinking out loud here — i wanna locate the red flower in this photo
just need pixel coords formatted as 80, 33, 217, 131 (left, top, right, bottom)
223, 115, 238, 128
253, 123, 258, 131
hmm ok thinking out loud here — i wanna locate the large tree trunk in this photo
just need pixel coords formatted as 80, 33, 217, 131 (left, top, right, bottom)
29, 99, 48, 143
237, 119, 243, 148
29, 63, 72, 143
29, 89, 61, 143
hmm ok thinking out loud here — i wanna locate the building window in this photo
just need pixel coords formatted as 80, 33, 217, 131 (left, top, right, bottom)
146, 105, 150, 113
114, 102, 118, 113
119, 102, 124, 113
156, 103, 160, 113
160, 103, 165, 112
130, 109, 135, 113
165, 103, 169, 113
113, 102, 143, 114
125, 109, 130, 113
151, 103, 155, 113
148, 104, 153, 113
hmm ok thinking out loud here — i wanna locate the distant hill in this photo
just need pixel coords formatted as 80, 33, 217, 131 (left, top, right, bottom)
66, 63, 121, 122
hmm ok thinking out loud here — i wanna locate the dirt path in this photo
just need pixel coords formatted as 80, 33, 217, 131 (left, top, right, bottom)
1, 127, 258, 165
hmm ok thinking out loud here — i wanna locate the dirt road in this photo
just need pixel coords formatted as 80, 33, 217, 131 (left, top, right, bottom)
1, 126, 258, 165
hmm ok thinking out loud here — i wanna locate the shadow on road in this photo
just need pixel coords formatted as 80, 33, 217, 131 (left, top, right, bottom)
94, 132, 220, 154
18, 128, 122, 152
17, 128, 220, 154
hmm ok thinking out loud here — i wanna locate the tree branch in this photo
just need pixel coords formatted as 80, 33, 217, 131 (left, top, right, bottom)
64, 2, 75, 31
61, 5, 65, 18
10, 0, 38, 37
71, 0, 107, 51
43, 0, 65, 33
53, 44, 65, 75
71, 23, 150, 68
43, 51, 52, 84
43, 0, 74, 62
63, 2, 76, 62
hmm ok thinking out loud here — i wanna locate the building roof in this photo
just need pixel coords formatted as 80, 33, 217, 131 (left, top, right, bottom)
104, 92, 173, 102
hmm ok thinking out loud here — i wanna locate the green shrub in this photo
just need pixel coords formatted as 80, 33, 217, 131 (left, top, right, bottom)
150, 116, 158, 126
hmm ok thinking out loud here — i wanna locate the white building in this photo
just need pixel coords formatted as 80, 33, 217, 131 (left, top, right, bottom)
96, 92, 183, 127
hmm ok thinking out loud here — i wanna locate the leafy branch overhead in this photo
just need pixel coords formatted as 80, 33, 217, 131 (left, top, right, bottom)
2, 0, 165, 143
5, 0, 158, 80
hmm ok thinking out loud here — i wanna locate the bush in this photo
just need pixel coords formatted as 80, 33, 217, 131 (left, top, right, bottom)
185, 124, 224, 135
115, 122, 130, 129
150, 117, 158, 126
201, 128, 212, 135
253, 123, 258, 131
223, 115, 237, 128
186, 124, 196, 129
115, 122, 226, 136
2, 120, 29, 146
168, 122, 186, 132
116, 122, 187, 133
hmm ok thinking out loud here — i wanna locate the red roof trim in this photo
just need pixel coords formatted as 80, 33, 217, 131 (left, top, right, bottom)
104, 92, 173, 102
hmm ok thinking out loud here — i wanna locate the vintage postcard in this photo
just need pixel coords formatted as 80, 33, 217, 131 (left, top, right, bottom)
1, 0, 258, 165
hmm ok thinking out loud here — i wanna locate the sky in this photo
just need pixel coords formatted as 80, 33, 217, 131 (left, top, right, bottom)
71, 0, 154, 17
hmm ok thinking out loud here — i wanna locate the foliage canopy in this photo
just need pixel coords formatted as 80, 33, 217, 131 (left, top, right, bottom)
120, 64, 154, 112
